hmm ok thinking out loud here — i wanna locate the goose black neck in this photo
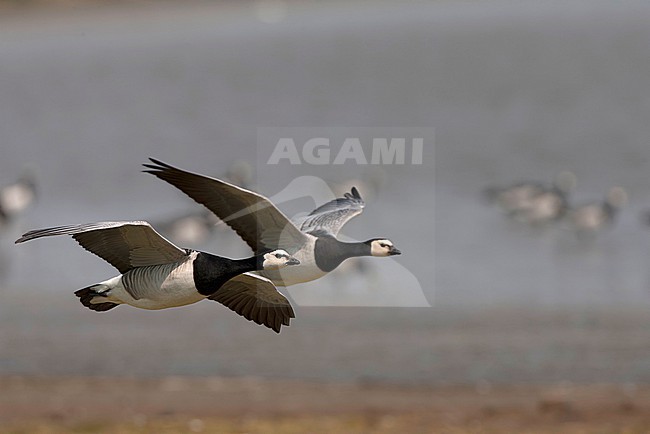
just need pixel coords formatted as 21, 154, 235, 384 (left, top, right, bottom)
314, 237, 371, 272
193, 252, 263, 296
230, 254, 265, 272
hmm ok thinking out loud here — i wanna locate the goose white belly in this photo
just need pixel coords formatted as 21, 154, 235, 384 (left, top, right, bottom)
102, 256, 206, 310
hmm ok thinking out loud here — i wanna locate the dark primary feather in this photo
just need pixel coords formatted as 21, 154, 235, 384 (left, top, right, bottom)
208, 273, 295, 333
15, 221, 188, 274
144, 158, 307, 254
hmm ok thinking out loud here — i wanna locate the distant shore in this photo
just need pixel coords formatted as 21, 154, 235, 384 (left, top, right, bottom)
1, 375, 649, 433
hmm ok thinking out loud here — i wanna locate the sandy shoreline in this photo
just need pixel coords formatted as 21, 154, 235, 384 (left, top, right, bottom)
1, 375, 649, 432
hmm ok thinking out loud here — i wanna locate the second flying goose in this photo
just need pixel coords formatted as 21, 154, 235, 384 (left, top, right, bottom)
144, 158, 401, 287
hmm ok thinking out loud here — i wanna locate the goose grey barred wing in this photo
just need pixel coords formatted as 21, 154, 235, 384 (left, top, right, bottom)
15, 221, 188, 274
299, 187, 365, 236
121, 261, 187, 300
143, 158, 308, 254
208, 273, 295, 333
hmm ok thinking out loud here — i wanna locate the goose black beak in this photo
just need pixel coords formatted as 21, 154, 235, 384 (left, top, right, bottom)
389, 247, 401, 256
286, 258, 301, 266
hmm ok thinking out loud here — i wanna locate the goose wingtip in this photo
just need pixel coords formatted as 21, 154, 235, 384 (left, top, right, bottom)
146, 157, 174, 169
350, 186, 363, 201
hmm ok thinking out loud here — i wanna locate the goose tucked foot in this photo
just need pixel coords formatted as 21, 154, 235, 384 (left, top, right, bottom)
75, 284, 120, 312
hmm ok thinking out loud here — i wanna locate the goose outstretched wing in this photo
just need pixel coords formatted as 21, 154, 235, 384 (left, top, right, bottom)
298, 187, 365, 237
15, 221, 188, 273
208, 272, 295, 333
143, 158, 308, 254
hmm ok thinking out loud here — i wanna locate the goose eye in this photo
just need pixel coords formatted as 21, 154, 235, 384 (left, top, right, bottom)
275, 253, 282, 258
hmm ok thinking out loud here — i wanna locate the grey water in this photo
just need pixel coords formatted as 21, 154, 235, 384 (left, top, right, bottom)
1, 1, 650, 383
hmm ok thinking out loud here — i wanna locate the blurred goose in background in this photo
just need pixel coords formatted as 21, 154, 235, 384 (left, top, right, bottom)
144, 158, 401, 287
154, 209, 221, 246
15, 221, 300, 333
484, 171, 576, 224
516, 184, 570, 225
484, 181, 546, 216
569, 187, 628, 234
153, 160, 254, 246
224, 160, 254, 190
0, 168, 37, 227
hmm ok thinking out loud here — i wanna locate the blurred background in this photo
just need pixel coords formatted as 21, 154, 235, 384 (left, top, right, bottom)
1, 0, 650, 432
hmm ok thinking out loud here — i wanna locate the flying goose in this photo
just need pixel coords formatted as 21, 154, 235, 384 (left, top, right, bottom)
15, 221, 300, 333
569, 187, 627, 233
143, 159, 401, 287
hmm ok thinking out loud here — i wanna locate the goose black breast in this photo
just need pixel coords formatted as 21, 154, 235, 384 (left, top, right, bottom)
192, 252, 236, 296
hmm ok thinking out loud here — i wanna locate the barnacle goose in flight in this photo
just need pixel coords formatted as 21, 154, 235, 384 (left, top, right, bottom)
143, 159, 401, 287
15, 221, 299, 333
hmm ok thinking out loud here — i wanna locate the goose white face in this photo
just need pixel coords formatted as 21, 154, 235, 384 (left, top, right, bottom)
370, 239, 401, 257
262, 249, 300, 269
